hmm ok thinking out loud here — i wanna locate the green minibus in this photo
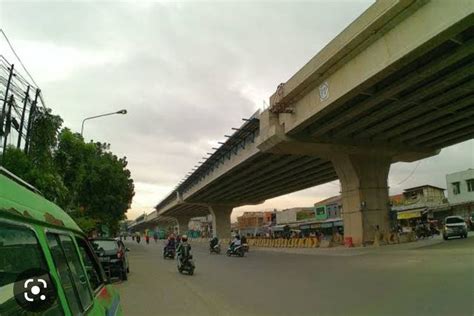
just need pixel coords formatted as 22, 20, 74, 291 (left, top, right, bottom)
0, 167, 123, 315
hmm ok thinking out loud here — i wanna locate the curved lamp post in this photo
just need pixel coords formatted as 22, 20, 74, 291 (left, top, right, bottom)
81, 109, 127, 137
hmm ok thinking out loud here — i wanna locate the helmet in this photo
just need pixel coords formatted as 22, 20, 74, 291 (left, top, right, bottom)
182, 235, 188, 242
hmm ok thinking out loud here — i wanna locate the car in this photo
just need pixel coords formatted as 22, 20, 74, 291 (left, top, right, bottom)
0, 167, 123, 315
443, 216, 468, 240
90, 238, 130, 281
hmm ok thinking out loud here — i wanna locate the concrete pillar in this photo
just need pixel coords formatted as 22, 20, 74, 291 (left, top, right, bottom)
175, 216, 192, 235
331, 153, 392, 246
208, 205, 233, 239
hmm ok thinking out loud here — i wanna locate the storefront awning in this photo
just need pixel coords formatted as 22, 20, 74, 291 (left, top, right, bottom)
397, 208, 426, 220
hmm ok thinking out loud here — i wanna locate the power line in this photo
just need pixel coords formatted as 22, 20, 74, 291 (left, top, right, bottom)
396, 161, 421, 185
0, 29, 45, 108
0, 29, 38, 87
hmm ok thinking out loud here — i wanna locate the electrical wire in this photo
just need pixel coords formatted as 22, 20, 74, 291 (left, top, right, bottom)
0, 29, 39, 87
0, 30, 44, 108
396, 161, 421, 185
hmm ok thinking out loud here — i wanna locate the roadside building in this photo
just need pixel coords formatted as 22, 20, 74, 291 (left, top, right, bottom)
391, 179, 474, 228
275, 207, 315, 224
446, 169, 474, 204
263, 210, 276, 225
314, 196, 342, 220
273, 206, 343, 238
428, 169, 474, 223
237, 212, 265, 236
391, 185, 446, 228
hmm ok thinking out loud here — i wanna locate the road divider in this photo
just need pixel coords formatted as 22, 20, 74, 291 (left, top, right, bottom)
188, 232, 417, 249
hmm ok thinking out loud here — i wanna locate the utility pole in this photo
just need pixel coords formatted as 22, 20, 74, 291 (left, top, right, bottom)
0, 64, 14, 145
17, 85, 30, 148
24, 88, 40, 154
2, 95, 14, 161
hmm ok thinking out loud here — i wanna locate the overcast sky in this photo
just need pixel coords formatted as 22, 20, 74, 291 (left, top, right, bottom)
1, 0, 472, 221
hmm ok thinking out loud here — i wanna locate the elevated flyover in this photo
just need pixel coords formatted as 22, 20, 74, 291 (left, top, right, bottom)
139, 0, 473, 245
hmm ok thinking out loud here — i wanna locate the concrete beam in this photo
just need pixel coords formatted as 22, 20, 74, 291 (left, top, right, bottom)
219, 161, 333, 202
252, 174, 338, 202
208, 156, 319, 201
424, 128, 474, 148
334, 56, 474, 138
373, 83, 474, 140
410, 115, 474, 145
278, 0, 472, 135
190, 154, 283, 201
311, 39, 474, 138
401, 106, 474, 144
240, 171, 338, 203
258, 122, 439, 163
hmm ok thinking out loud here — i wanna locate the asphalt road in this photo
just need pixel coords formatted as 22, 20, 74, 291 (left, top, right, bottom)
115, 236, 474, 316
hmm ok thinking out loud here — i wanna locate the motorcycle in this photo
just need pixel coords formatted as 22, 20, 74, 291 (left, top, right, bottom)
210, 243, 221, 254
177, 255, 195, 275
242, 242, 249, 253
415, 225, 432, 239
163, 247, 176, 259
227, 244, 244, 257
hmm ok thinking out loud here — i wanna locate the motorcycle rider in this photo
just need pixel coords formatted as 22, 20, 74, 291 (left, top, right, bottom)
241, 234, 248, 252
210, 236, 219, 251
229, 234, 241, 253
176, 235, 192, 266
164, 234, 176, 256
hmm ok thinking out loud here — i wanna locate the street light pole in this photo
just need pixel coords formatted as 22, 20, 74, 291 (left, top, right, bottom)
81, 109, 127, 137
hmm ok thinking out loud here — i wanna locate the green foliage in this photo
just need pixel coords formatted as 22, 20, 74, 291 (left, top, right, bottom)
1, 111, 134, 236
28, 109, 63, 170
1, 146, 32, 177
70, 214, 99, 235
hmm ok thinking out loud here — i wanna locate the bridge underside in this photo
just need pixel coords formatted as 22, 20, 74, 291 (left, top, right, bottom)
187, 153, 337, 204
293, 25, 474, 151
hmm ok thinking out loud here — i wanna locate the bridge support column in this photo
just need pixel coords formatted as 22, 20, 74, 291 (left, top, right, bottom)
175, 216, 192, 235
209, 205, 233, 239
331, 153, 391, 246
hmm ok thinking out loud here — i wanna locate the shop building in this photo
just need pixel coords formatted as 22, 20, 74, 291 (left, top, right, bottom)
446, 169, 474, 204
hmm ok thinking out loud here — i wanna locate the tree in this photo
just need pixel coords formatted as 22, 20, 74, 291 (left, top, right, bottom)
1, 146, 32, 178
76, 146, 134, 235
1, 111, 135, 236
28, 108, 63, 170
54, 130, 134, 235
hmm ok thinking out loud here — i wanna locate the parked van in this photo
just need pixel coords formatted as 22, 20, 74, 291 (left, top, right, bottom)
0, 167, 123, 315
